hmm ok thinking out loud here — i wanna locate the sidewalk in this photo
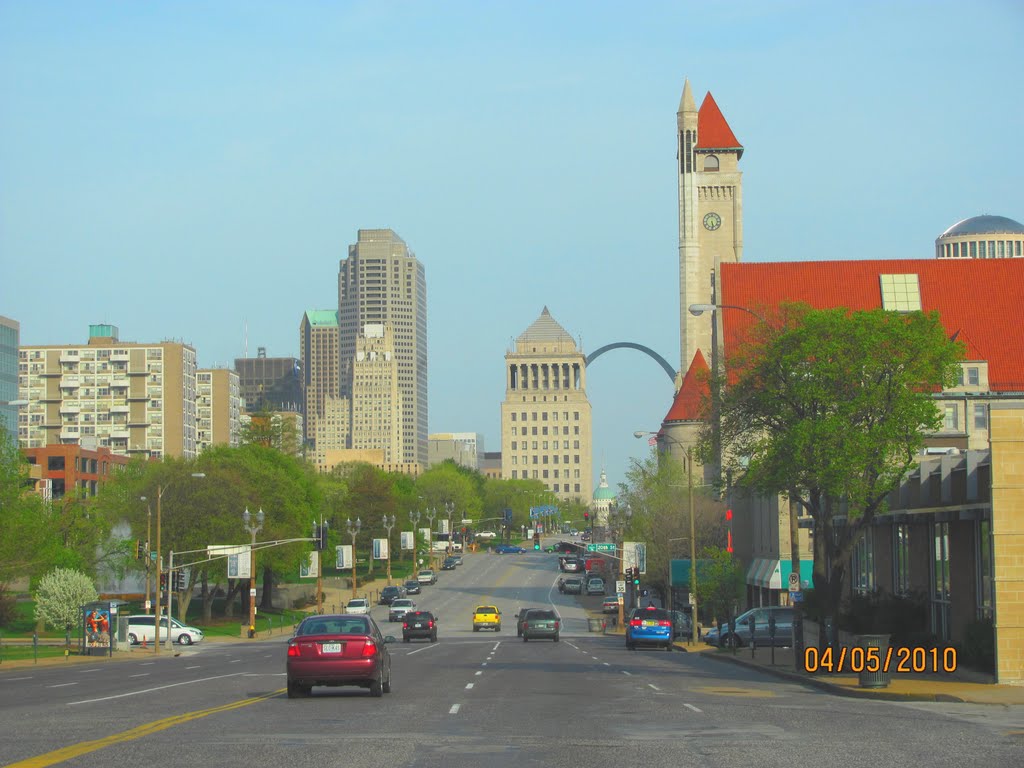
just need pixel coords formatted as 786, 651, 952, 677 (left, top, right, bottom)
684, 640, 1024, 705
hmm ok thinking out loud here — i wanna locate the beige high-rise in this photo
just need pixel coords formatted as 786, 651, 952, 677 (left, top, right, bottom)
677, 79, 745, 374
196, 368, 240, 452
300, 309, 340, 447
18, 324, 197, 459
338, 229, 427, 466
350, 323, 403, 462
501, 307, 593, 504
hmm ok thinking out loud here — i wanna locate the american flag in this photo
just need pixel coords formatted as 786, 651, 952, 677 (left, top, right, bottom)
648, 435, 658, 447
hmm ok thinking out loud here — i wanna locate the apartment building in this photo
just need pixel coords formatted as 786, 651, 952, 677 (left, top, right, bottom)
196, 368, 241, 453
0, 316, 19, 436
300, 309, 340, 447
19, 324, 198, 459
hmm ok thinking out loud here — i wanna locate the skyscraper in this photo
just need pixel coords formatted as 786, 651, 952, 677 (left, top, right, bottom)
300, 309, 340, 447
338, 229, 427, 466
0, 316, 19, 437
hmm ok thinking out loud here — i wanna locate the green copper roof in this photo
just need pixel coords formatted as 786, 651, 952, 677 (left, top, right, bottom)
592, 469, 616, 500
305, 310, 339, 327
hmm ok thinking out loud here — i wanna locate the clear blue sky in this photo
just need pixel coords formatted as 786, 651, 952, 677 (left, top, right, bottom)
2, 1, 1022, 492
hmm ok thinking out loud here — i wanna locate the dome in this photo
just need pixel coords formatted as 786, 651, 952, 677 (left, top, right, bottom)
592, 469, 616, 501
940, 215, 1024, 238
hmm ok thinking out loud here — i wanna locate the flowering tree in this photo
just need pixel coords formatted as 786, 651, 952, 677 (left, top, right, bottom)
34, 568, 98, 630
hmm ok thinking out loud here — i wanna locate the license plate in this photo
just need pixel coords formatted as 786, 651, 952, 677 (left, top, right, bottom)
643, 620, 657, 627
413, 623, 423, 628
321, 642, 342, 653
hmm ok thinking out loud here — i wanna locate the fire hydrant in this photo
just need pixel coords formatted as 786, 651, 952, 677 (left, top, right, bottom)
248, 625, 256, 639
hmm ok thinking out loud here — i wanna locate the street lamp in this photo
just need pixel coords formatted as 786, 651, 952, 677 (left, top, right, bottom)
409, 510, 421, 564
443, 501, 455, 555
382, 514, 396, 585
139, 496, 152, 615
242, 507, 265, 639
425, 507, 437, 567
346, 517, 362, 598
635, 430, 699, 646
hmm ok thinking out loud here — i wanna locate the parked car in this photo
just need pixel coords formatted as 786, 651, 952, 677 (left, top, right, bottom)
704, 606, 796, 648
472, 605, 501, 632
388, 598, 416, 623
441, 557, 458, 571
601, 596, 620, 614
402, 610, 438, 643
561, 577, 584, 595
378, 585, 405, 605
521, 609, 560, 642
451, 554, 464, 566
286, 614, 394, 698
403, 579, 421, 595
126, 615, 204, 646
476, 531, 498, 540
345, 598, 370, 615
417, 569, 437, 584
585, 577, 606, 596
626, 606, 674, 652
494, 544, 526, 554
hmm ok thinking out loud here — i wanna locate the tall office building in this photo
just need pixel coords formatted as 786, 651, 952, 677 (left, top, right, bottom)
501, 307, 593, 504
196, 368, 241, 453
350, 323, 403, 462
234, 350, 303, 414
300, 309, 340, 446
338, 229, 427, 466
19, 324, 197, 459
428, 432, 485, 470
0, 316, 19, 437
677, 79, 745, 374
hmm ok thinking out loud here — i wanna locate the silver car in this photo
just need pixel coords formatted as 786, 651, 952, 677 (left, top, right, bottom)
389, 598, 416, 623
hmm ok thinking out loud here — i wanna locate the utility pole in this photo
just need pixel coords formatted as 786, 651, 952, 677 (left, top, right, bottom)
382, 514, 396, 585
346, 518, 362, 598
154, 486, 162, 655
790, 499, 804, 668
243, 508, 265, 639
688, 446, 698, 646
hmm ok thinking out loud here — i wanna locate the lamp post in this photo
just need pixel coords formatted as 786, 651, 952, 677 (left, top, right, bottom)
139, 496, 152, 615
635, 430, 698, 646
425, 507, 437, 568
408, 510, 421, 564
346, 517, 362, 598
242, 507, 265, 639
444, 501, 455, 555
382, 514, 396, 585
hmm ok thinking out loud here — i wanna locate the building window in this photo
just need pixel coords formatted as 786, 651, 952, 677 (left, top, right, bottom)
511, 470, 517, 479
931, 521, 951, 641
970, 241, 977, 258
966, 367, 979, 386
893, 524, 910, 595
977, 519, 993, 620
879, 274, 922, 312
703, 155, 720, 172
943, 404, 958, 431
974, 403, 988, 429
511, 441, 517, 450
851, 532, 874, 595
573, 411, 579, 420
574, 484, 580, 493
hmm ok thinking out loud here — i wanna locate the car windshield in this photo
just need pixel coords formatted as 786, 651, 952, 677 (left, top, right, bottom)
392, 599, 413, 607
476, 606, 497, 614
347, 599, 366, 606
631, 608, 670, 621
529, 610, 557, 620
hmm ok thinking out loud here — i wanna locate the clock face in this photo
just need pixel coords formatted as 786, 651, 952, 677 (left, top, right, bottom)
703, 212, 722, 231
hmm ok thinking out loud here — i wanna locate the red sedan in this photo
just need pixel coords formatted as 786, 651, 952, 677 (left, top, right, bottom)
286, 614, 395, 698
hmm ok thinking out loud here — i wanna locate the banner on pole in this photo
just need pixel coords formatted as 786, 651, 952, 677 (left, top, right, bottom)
336, 544, 352, 570
400, 531, 415, 550
372, 538, 389, 560
299, 551, 319, 578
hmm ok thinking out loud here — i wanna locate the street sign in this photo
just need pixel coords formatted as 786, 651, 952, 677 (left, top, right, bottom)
789, 590, 804, 603
586, 542, 615, 553
615, 580, 626, 594
788, 572, 800, 591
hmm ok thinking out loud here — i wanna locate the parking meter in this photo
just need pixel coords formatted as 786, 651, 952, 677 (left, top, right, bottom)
747, 614, 756, 656
768, 612, 777, 641
33, 632, 38, 663
728, 614, 737, 655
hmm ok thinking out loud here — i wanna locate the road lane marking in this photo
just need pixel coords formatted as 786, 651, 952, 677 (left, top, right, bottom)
406, 644, 440, 656
449, 704, 460, 714
648, 684, 660, 691
47, 683, 78, 688
129, 674, 149, 678
481, 662, 488, 666
6, 677, 33, 681
622, 671, 632, 676
684, 703, 702, 712
229, 659, 241, 663
185, 666, 200, 670
591, 656, 599, 660
492, 642, 500, 651
603, 662, 610, 666
475, 671, 482, 676
79, 669, 101, 673
68, 672, 247, 706
465, 683, 474, 689
7, 688, 282, 768
140, 662, 154, 666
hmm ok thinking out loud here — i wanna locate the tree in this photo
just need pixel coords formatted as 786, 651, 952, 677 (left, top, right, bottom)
712, 303, 963, 645
695, 546, 745, 626
34, 568, 98, 631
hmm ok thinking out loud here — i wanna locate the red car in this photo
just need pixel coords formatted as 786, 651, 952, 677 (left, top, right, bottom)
286, 614, 395, 698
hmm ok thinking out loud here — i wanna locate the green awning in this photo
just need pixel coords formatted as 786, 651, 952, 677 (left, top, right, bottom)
669, 559, 713, 588
778, 560, 813, 590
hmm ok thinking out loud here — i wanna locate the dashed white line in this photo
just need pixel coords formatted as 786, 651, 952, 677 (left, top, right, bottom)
68, 672, 246, 706
79, 668, 101, 673
475, 671, 482, 676
591, 656, 599, 660
449, 704, 461, 714
185, 665, 200, 670
130, 673, 149, 678
465, 683, 474, 689
648, 684, 660, 691
603, 662, 610, 666
47, 683, 78, 688
684, 703, 702, 713
6, 676, 33, 681
140, 662, 154, 666
481, 662, 488, 666
621, 671, 632, 676
229, 659, 241, 663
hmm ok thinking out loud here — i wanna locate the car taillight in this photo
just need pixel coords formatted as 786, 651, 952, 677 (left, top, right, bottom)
428, 620, 434, 628
659, 620, 672, 627
403, 622, 409, 628
361, 640, 377, 657
554, 621, 560, 630
629, 619, 642, 627
287, 643, 301, 657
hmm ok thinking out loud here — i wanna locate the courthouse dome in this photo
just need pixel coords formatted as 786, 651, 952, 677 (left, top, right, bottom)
935, 215, 1024, 259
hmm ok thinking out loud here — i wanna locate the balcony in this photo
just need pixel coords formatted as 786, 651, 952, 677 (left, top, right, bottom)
40, 392, 62, 402
40, 369, 61, 378
110, 405, 130, 414
111, 430, 130, 440
59, 430, 80, 441
59, 377, 80, 389
59, 404, 81, 415
111, 378, 129, 388
111, 350, 130, 361
127, 391, 148, 401
59, 353, 80, 363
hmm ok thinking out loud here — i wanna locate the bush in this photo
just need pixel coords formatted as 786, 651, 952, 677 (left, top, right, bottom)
34, 568, 98, 631
0, 584, 15, 628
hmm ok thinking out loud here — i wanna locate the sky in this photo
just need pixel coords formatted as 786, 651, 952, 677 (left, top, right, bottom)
2, 1, 1022, 493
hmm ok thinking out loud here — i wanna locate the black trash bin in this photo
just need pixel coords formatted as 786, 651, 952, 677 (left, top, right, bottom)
856, 634, 892, 689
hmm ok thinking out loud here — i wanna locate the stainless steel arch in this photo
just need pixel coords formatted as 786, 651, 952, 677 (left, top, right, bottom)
585, 342, 677, 381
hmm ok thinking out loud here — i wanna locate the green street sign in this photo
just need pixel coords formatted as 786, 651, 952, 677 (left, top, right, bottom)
586, 543, 616, 553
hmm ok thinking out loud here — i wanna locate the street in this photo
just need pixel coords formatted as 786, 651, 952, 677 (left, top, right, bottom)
1, 550, 1020, 767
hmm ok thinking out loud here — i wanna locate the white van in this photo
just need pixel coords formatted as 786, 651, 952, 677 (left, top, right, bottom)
126, 615, 204, 646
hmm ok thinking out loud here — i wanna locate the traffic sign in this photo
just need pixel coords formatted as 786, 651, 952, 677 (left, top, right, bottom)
789, 590, 804, 603
615, 580, 626, 594
586, 542, 615, 553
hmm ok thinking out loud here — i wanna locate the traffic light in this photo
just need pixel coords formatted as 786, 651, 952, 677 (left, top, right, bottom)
159, 573, 168, 591
533, 531, 541, 550
175, 571, 187, 591
625, 567, 633, 582
135, 540, 145, 560
584, 512, 589, 522
726, 508, 734, 553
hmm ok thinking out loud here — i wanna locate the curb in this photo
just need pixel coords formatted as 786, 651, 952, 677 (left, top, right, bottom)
701, 649, 967, 703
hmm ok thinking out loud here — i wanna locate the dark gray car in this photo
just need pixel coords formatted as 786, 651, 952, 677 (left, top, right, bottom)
704, 606, 795, 648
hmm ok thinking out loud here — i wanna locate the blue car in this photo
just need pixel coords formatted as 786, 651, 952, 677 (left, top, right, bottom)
494, 544, 527, 554
626, 606, 674, 652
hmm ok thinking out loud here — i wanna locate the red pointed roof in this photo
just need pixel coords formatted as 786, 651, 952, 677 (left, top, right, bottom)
664, 349, 710, 422
720, 259, 1024, 392
696, 92, 743, 157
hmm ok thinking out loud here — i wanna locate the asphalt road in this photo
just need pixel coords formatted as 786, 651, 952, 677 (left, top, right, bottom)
1, 549, 1021, 767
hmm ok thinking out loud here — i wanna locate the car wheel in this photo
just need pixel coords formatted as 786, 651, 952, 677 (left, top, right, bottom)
473, 626, 479, 632
430, 633, 437, 643
554, 634, 559, 642
403, 636, 410, 643
382, 671, 392, 694
128, 633, 138, 646
495, 626, 501, 633
523, 636, 528, 642
626, 642, 635, 651
725, 633, 743, 648
666, 642, 673, 652
370, 679, 383, 698
178, 634, 192, 646
287, 680, 309, 699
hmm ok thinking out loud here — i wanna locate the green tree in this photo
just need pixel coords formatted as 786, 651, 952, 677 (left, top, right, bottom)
34, 568, 98, 631
711, 303, 963, 645
695, 546, 745, 627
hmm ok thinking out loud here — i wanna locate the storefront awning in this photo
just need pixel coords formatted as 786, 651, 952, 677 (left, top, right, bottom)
747, 558, 814, 590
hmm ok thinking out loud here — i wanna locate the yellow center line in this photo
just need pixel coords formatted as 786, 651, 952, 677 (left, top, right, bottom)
7, 688, 284, 768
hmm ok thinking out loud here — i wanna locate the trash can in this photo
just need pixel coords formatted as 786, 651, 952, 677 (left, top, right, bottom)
856, 634, 892, 688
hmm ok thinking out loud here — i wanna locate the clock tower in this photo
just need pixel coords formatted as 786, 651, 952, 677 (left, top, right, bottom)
677, 79, 744, 373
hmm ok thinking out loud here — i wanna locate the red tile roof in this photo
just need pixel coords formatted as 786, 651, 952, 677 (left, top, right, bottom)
663, 349, 710, 422
696, 92, 743, 156
720, 259, 1024, 392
